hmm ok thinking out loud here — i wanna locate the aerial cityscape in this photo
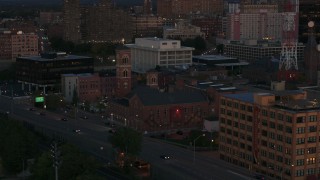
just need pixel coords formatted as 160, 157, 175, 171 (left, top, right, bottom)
0, 0, 319, 179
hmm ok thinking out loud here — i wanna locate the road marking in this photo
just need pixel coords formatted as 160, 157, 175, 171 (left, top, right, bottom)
227, 170, 250, 180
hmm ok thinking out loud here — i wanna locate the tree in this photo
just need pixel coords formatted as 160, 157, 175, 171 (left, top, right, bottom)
0, 118, 39, 174
216, 44, 224, 54
109, 127, 142, 156
59, 144, 101, 180
31, 143, 102, 180
31, 152, 55, 180
194, 36, 206, 51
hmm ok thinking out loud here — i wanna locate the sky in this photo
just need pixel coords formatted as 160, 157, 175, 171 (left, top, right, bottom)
0, 0, 142, 6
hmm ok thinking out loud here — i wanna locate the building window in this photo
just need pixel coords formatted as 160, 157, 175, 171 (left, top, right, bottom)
306, 158, 316, 165
296, 127, 305, 134
233, 112, 238, 118
296, 116, 305, 123
308, 136, 316, 143
262, 119, 268, 126
221, 99, 226, 105
233, 103, 239, 109
286, 115, 292, 123
123, 70, 128, 77
309, 115, 317, 122
296, 170, 304, 177
122, 56, 129, 64
306, 168, 316, 175
296, 138, 305, 144
270, 111, 275, 118
286, 126, 292, 133
261, 109, 268, 116
307, 147, 316, 154
296, 148, 304, 155
269, 122, 275, 129
309, 126, 317, 132
296, 159, 304, 166
240, 104, 246, 110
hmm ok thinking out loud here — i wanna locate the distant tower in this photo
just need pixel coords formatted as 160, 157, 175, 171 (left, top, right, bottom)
304, 21, 320, 84
143, 0, 152, 15
63, 0, 81, 43
278, 0, 299, 81
116, 46, 132, 97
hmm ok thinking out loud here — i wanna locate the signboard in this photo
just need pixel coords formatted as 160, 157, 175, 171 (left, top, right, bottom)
35, 97, 44, 103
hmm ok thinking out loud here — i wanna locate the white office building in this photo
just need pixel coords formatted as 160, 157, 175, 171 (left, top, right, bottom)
126, 38, 194, 73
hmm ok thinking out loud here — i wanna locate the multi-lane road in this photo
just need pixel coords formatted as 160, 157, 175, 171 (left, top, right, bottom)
0, 96, 254, 180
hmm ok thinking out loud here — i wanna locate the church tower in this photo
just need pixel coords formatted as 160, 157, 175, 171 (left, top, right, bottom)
116, 46, 132, 97
304, 21, 320, 84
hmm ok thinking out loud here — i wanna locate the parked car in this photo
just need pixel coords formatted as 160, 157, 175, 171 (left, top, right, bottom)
61, 118, 68, 121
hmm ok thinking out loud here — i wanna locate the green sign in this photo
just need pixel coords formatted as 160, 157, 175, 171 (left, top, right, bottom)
35, 97, 44, 103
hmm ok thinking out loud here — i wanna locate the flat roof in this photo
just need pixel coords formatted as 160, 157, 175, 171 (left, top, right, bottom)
18, 55, 92, 61
193, 55, 237, 61
126, 44, 194, 51
223, 93, 255, 103
216, 62, 250, 66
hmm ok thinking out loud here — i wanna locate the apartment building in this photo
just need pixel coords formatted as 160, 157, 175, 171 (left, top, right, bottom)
12, 31, 38, 61
163, 20, 205, 40
224, 40, 304, 63
219, 91, 320, 180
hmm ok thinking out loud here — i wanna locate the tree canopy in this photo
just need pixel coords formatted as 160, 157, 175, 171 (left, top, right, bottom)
0, 117, 39, 174
31, 143, 102, 180
109, 127, 142, 156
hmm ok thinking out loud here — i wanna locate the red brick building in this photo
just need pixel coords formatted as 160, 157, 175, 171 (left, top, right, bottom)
108, 86, 209, 132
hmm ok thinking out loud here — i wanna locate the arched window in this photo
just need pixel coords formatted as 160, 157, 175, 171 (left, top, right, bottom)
122, 55, 129, 64
152, 77, 156, 83
123, 70, 128, 77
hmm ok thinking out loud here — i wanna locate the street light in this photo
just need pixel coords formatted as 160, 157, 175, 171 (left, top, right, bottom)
111, 113, 113, 124
124, 118, 127, 126
193, 134, 205, 163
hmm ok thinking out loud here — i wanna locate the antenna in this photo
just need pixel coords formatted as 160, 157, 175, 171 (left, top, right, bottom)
278, 0, 299, 81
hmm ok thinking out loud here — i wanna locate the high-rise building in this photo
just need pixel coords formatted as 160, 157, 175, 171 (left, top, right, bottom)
157, 0, 224, 18
226, 4, 282, 41
63, 0, 132, 43
219, 91, 320, 180
63, 0, 81, 43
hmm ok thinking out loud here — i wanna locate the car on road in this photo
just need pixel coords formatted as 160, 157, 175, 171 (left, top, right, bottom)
108, 129, 116, 134
80, 116, 88, 119
253, 174, 265, 180
73, 129, 81, 133
39, 112, 46, 116
176, 130, 183, 135
29, 108, 36, 111
61, 117, 68, 121
160, 155, 171, 160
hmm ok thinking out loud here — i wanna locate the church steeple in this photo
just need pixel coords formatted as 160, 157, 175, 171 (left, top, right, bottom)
304, 21, 320, 84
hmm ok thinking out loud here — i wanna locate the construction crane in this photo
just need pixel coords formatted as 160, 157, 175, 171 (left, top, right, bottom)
278, 0, 299, 81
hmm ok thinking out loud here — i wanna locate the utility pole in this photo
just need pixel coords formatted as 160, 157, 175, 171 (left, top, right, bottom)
51, 141, 60, 180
